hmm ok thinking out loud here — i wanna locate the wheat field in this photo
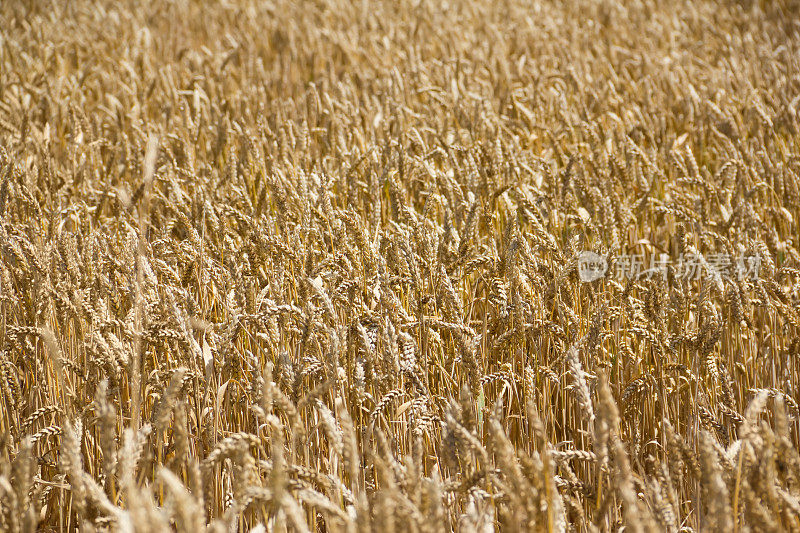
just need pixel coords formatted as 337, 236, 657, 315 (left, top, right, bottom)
1, 0, 800, 531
